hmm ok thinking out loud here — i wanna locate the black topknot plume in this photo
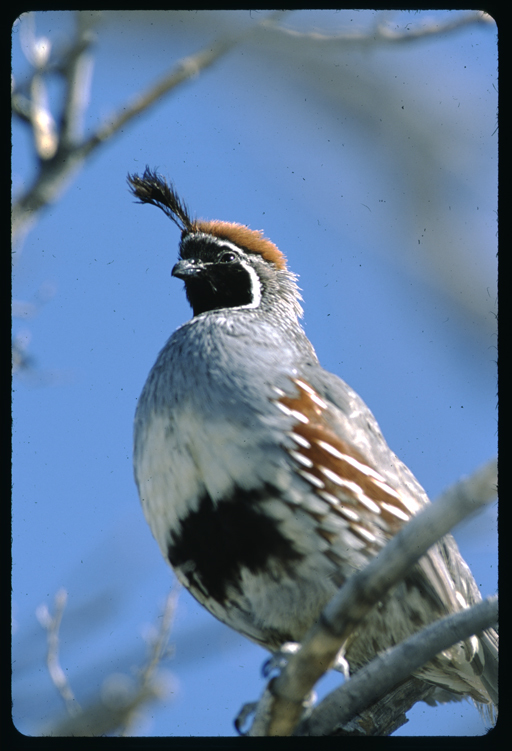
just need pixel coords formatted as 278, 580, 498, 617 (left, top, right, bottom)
127, 167, 194, 235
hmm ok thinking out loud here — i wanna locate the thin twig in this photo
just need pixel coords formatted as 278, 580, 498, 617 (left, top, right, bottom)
36, 589, 82, 717
265, 11, 492, 48
41, 586, 180, 737
118, 585, 180, 736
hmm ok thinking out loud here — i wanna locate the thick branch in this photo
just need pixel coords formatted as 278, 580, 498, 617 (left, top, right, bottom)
297, 597, 497, 736
247, 459, 497, 736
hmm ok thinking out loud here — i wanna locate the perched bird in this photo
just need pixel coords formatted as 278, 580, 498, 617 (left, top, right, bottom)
128, 167, 497, 719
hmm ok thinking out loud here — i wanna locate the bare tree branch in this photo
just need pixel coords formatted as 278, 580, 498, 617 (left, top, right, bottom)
79, 40, 235, 156
58, 13, 97, 152
36, 589, 82, 718
265, 11, 493, 48
245, 459, 497, 736
11, 11, 287, 243
38, 588, 180, 737
12, 10, 494, 244
118, 585, 180, 736
296, 597, 497, 736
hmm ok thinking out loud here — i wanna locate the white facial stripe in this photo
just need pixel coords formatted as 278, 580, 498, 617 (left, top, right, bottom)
210, 238, 243, 255
183, 235, 262, 311
237, 260, 262, 309
213, 237, 263, 310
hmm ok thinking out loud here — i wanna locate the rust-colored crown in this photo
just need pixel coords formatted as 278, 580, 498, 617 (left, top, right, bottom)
128, 167, 287, 270
195, 220, 286, 270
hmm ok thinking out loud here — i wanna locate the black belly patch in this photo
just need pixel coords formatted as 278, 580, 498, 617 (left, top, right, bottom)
167, 484, 303, 604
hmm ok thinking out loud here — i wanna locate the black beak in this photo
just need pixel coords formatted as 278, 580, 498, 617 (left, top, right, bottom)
171, 259, 205, 280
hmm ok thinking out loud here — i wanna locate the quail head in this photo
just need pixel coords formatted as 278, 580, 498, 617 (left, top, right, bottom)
128, 167, 497, 717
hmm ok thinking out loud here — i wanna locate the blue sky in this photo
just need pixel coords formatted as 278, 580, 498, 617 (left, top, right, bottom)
12, 10, 497, 737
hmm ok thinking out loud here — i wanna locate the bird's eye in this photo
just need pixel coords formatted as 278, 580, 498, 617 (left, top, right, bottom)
218, 251, 238, 263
